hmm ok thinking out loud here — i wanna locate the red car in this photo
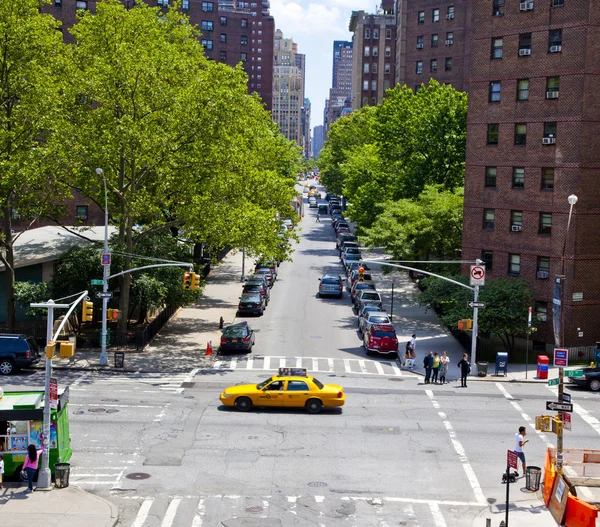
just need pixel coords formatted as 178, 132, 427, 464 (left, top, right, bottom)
363, 324, 399, 358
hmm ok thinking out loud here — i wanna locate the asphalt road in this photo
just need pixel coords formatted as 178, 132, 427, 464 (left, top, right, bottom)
2, 181, 599, 526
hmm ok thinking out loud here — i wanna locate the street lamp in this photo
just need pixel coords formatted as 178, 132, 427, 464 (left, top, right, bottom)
96, 168, 110, 367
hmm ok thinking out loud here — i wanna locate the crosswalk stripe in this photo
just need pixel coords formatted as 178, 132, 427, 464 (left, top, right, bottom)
161, 497, 182, 527
389, 362, 402, 376
312, 357, 318, 371
264, 356, 271, 369
374, 361, 385, 375
246, 357, 254, 369
327, 358, 334, 372
343, 358, 351, 373
230, 358, 237, 369
191, 498, 205, 526
295, 357, 303, 368
358, 360, 369, 374
131, 498, 154, 527
279, 357, 286, 368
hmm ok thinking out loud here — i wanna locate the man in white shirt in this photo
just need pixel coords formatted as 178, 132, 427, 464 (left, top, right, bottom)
410, 334, 417, 354
514, 426, 528, 475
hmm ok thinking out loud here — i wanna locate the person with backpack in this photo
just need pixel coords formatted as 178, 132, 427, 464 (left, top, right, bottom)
458, 353, 471, 387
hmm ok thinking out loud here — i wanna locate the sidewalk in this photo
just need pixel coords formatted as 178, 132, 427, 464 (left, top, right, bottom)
471, 495, 555, 527
0, 484, 118, 527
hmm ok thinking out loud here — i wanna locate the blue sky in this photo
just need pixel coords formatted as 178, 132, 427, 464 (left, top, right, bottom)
270, 0, 372, 131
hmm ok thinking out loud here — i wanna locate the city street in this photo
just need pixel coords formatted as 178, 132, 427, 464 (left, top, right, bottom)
2, 183, 599, 527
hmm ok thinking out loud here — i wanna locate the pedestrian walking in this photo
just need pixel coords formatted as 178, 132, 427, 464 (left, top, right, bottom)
0, 454, 4, 489
23, 443, 43, 493
410, 334, 417, 355
457, 353, 471, 387
316, 213, 320, 222
423, 351, 434, 384
432, 352, 440, 384
514, 426, 529, 476
439, 351, 450, 384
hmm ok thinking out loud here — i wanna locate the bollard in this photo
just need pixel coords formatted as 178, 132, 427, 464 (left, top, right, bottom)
219, 316, 224, 329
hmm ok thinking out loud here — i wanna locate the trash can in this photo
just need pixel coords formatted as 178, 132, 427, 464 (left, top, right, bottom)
525, 466, 542, 491
476, 361, 489, 377
537, 355, 549, 379
54, 463, 71, 488
495, 352, 508, 376
114, 351, 125, 368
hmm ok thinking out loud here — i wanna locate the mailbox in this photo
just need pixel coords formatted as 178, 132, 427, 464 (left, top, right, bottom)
537, 355, 549, 379
495, 352, 508, 376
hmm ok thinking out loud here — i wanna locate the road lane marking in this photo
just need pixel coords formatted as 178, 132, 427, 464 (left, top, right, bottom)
246, 357, 254, 370
191, 498, 205, 527
154, 403, 171, 423
327, 358, 334, 372
429, 501, 448, 527
389, 362, 402, 377
343, 359, 352, 373
358, 360, 369, 374
374, 362, 385, 375
230, 358, 237, 370
72, 373, 89, 386
161, 497, 182, 527
176, 368, 199, 394
312, 358, 319, 371
426, 390, 486, 506
279, 357, 286, 368
70, 404, 159, 408
264, 356, 271, 370
295, 357, 303, 368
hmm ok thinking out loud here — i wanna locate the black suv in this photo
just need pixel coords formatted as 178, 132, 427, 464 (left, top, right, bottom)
0, 334, 41, 375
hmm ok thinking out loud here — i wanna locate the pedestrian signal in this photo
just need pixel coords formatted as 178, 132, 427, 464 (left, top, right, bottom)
458, 319, 473, 331
45, 341, 57, 360
182, 272, 192, 290
59, 341, 75, 358
107, 308, 119, 321
191, 272, 201, 290
82, 301, 94, 322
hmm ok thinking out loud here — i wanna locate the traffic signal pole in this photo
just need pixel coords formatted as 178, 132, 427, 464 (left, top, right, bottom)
471, 284, 480, 369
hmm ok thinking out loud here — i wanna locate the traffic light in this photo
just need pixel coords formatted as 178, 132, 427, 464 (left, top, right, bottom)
82, 301, 94, 323
458, 319, 473, 331
182, 272, 192, 290
107, 308, 119, 321
191, 272, 201, 290
45, 341, 57, 360
358, 266, 365, 282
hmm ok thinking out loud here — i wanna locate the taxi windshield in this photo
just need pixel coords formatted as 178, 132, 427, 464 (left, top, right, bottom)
256, 377, 274, 389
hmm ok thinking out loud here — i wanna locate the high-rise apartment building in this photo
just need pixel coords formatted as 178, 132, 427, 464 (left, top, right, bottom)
272, 30, 305, 146
461, 0, 600, 347
301, 98, 312, 159
44, 0, 275, 110
349, 1, 397, 110
312, 125, 324, 158
327, 42, 353, 133
332, 40, 353, 88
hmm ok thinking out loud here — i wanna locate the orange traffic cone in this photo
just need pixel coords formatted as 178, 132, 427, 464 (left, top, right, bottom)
206, 341, 212, 356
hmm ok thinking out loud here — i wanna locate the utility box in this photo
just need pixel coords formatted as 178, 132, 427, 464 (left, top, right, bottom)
495, 352, 508, 376
537, 355, 549, 379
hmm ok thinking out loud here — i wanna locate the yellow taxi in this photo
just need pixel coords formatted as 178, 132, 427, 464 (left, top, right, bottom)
219, 368, 346, 414
308, 189, 319, 198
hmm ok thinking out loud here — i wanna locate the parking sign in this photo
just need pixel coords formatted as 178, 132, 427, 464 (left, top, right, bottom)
554, 348, 568, 367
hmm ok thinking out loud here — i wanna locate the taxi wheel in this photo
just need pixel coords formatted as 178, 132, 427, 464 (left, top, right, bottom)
305, 399, 323, 414
235, 397, 252, 412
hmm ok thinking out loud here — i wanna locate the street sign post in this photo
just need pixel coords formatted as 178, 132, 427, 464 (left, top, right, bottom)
470, 265, 485, 286
90, 279, 103, 285
468, 301, 486, 309
564, 369, 584, 378
563, 412, 571, 431
96, 292, 113, 299
546, 401, 573, 413
548, 378, 560, 386
554, 348, 568, 367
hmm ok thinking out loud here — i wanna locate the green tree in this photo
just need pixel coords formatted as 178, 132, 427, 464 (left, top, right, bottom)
0, 0, 68, 329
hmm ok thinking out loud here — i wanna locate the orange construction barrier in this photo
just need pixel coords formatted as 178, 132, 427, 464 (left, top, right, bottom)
543, 448, 556, 508
564, 495, 599, 527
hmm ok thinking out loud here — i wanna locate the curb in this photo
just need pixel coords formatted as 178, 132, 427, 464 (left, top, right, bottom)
70, 485, 120, 527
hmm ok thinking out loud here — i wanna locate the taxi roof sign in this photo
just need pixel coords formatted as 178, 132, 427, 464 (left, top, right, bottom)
278, 368, 307, 377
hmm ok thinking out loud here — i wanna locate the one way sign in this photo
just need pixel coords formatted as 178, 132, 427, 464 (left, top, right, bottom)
546, 401, 573, 413
468, 301, 486, 309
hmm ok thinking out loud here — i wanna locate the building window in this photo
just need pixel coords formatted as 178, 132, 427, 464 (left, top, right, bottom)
76, 205, 88, 220
220, 50, 227, 60
446, 32, 454, 44
201, 1, 214, 11
384, 80, 390, 90
510, 211, 523, 231
539, 213, 552, 235
371, 29, 378, 40
363, 80, 369, 91
371, 97, 377, 105
544, 122, 557, 141
552, 0, 564, 6
373, 46, 378, 56
489, 81, 501, 102
491, 38, 503, 59
241, 52, 247, 62
384, 63, 391, 73
535, 301, 548, 323
549, 29, 562, 51
364, 46, 370, 57
415, 85, 421, 93
364, 63, 370, 74
201, 20, 214, 31
519, 33, 532, 53
372, 63, 378, 73
220, 33, 227, 43
546, 76, 560, 98
365, 28, 371, 39
241, 18, 248, 27
385, 46, 391, 56
481, 251, 493, 270
541, 168, 555, 190
483, 209, 495, 230
182, 0, 189, 8
418, 11, 425, 24
417, 35, 424, 48
512, 167, 525, 189
371, 80, 377, 90
386, 29, 392, 39
220, 16, 227, 25
493, 0, 504, 15
514, 123, 527, 145
487, 123, 499, 145
76, 0, 88, 8
517, 79, 529, 101
509, 254, 521, 276
445, 57, 452, 71
431, 34, 439, 47
416, 61, 423, 74
54, 0, 62, 6
430, 59, 438, 72
537, 256, 550, 278
201, 39, 213, 50
447, 6, 455, 18
485, 167, 497, 188
433, 8, 440, 22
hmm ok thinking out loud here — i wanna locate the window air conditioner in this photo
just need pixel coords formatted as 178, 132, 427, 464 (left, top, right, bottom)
519, 48, 531, 56
542, 137, 557, 144
537, 271, 549, 279
416, 43, 423, 48
446, 13, 454, 19
549, 45, 562, 53
511, 225, 522, 232
445, 39, 453, 45
546, 91, 559, 99
520, 1, 534, 10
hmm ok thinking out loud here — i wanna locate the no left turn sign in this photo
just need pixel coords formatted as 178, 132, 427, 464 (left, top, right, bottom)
470, 265, 485, 286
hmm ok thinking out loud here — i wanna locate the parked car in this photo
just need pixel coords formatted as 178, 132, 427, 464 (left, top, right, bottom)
348, 269, 373, 290
219, 322, 255, 353
350, 280, 376, 304
318, 274, 344, 298
357, 304, 384, 328
568, 347, 600, 392
243, 279, 271, 305
363, 324, 399, 357
237, 293, 266, 316
359, 311, 391, 334
255, 267, 275, 287
356, 290, 384, 312
282, 218, 294, 230
255, 259, 278, 276
339, 241, 359, 255
308, 196, 317, 208
0, 334, 41, 376
342, 253, 362, 271
330, 205, 342, 216
341, 247, 361, 262
318, 204, 329, 215
336, 233, 357, 250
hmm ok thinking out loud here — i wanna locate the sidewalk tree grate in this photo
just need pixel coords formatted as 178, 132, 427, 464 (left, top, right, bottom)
308, 481, 328, 488
126, 472, 151, 480
88, 408, 106, 413
245, 506, 264, 514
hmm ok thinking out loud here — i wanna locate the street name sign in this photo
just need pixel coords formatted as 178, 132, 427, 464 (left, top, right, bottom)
548, 378, 560, 386
96, 292, 113, 299
554, 348, 568, 367
470, 265, 485, 286
468, 301, 486, 309
546, 401, 573, 413
564, 370, 584, 378
562, 392, 571, 403
90, 279, 103, 285
507, 450, 518, 469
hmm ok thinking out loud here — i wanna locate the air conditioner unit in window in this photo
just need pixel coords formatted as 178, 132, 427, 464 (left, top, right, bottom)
416, 43, 424, 48
546, 90, 559, 99
549, 45, 562, 53
445, 39, 453, 45
494, 10, 503, 15
542, 137, 557, 144
511, 225, 522, 232
446, 13, 454, 19
519, 48, 532, 56
537, 271, 549, 279
520, 1, 534, 10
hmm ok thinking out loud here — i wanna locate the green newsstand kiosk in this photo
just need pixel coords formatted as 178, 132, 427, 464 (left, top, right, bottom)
0, 387, 72, 479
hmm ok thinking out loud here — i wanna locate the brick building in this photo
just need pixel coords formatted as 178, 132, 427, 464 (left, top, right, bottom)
395, 0, 470, 91
461, 0, 600, 347
349, 1, 397, 110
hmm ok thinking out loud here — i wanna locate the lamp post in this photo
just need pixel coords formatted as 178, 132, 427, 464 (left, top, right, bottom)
96, 168, 110, 367
555, 193, 577, 475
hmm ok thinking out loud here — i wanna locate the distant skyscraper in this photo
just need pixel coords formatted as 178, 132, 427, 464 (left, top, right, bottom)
332, 40, 353, 88
313, 125, 324, 158
327, 42, 353, 133
301, 98, 311, 159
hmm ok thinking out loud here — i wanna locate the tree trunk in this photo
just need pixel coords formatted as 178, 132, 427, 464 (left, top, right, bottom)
2, 207, 16, 331
117, 215, 134, 340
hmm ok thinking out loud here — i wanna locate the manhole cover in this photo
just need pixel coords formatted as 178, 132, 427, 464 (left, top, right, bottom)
245, 506, 264, 514
125, 472, 151, 480
88, 408, 106, 413
105, 409, 119, 414
308, 481, 328, 488
424, 449, 436, 454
